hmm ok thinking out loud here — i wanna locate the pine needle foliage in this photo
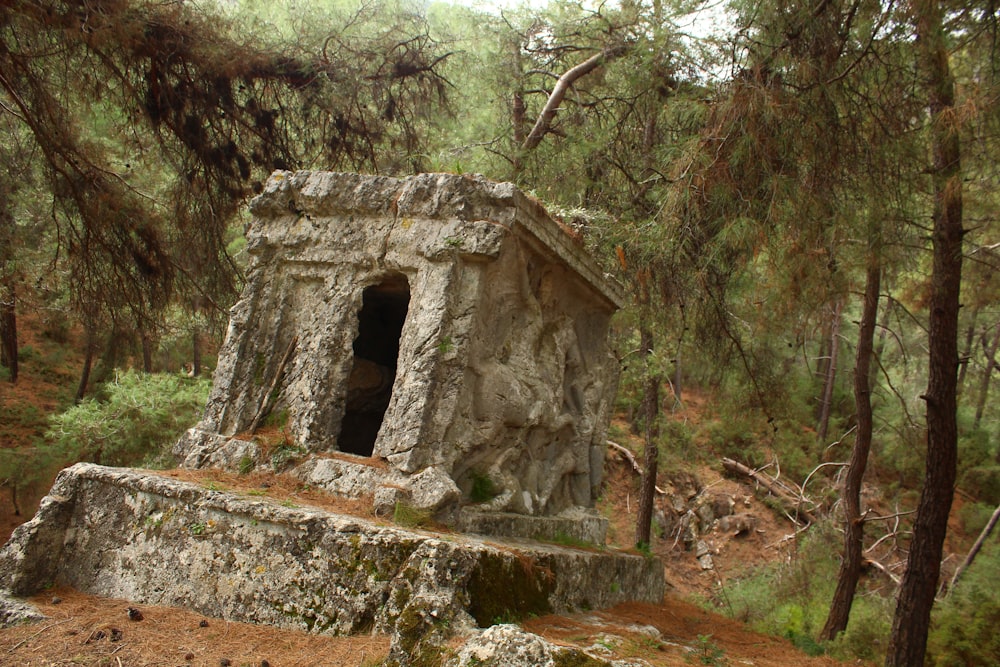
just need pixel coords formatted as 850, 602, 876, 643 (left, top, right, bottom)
43, 369, 210, 467
0, 0, 453, 334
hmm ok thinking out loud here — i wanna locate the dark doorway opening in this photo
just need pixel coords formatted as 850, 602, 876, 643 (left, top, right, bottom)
338, 274, 410, 456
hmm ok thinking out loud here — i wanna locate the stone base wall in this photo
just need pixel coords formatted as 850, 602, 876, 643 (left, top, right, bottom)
1, 464, 663, 640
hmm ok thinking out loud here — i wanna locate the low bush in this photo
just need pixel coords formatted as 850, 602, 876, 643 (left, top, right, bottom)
699, 521, 893, 663
44, 369, 210, 468
928, 540, 1000, 666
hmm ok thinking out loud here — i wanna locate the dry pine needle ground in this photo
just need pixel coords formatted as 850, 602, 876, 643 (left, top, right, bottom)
0, 588, 389, 667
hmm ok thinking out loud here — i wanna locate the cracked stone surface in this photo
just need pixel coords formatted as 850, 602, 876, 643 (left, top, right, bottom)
0, 464, 664, 660
174, 171, 624, 525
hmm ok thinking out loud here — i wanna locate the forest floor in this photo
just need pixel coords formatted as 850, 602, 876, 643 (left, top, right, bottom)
0, 459, 866, 667
0, 460, 858, 667
0, 314, 920, 666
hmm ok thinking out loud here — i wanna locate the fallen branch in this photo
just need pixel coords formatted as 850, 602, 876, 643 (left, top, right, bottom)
607, 440, 665, 494
721, 457, 817, 526
608, 440, 641, 474
864, 557, 901, 585
522, 43, 629, 151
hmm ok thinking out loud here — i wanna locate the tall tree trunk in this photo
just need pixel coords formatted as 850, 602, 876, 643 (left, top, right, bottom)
815, 333, 831, 401
886, 1, 963, 664
673, 344, 683, 408
817, 300, 843, 442
635, 324, 660, 548
635, 272, 660, 548
821, 257, 880, 641
973, 321, 1000, 429
870, 296, 894, 389
0, 280, 17, 383
512, 90, 526, 178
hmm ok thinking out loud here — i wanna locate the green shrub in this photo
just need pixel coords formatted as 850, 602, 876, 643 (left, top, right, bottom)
928, 541, 1000, 666
469, 470, 498, 503
960, 465, 1000, 504
393, 501, 432, 528
698, 521, 893, 663
44, 369, 210, 468
659, 419, 697, 464
958, 501, 996, 535
701, 417, 761, 466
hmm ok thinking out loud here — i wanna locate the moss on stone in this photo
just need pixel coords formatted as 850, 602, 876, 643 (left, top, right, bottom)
552, 651, 610, 667
466, 551, 553, 626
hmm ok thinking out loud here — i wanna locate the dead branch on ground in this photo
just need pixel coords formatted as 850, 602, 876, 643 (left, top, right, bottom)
721, 457, 818, 526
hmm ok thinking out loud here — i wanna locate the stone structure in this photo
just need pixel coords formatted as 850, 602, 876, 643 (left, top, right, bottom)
175, 171, 624, 531
0, 463, 664, 664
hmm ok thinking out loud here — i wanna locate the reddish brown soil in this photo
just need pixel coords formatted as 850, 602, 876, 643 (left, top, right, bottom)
524, 598, 855, 666
0, 320, 963, 666
0, 588, 390, 667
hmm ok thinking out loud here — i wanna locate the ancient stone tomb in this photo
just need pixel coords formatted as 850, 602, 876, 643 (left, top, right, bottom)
175, 171, 623, 531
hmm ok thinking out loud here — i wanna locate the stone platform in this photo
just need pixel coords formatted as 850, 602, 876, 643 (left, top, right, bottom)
0, 463, 663, 662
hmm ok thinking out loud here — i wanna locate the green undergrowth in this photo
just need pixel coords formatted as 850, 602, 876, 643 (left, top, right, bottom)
927, 540, 1000, 666
693, 521, 893, 663
43, 369, 210, 468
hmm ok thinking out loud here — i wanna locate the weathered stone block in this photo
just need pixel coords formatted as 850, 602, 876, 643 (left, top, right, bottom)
0, 464, 664, 647
174, 172, 624, 528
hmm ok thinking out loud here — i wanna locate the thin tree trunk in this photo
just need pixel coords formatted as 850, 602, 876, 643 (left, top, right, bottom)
817, 300, 843, 442
957, 305, 979, 389
634, 270, 660, 548
673, 344, 683, 408
886, 1, 963, 663
75, 331, 96, 404
870, 296, 894, 389
10, 483, 20, 516
635, 324, 660, 548
821, 257, 880, 641
973, 321, 1000, 429
512, 91, 526, 178
141, 330, 154, 373
192, 328, 202, 377
0, 281, 17, 383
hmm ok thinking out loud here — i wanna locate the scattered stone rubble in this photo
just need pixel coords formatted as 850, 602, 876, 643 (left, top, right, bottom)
654, 471, 761, 571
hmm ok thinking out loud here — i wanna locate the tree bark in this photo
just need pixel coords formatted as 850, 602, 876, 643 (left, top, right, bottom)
192, 328, 202, 377
870, 296, 894, 389
141, 330, 154, 373
972, 321, 1000, 429
821, 256, 880, 641
0, 280, 17, 383
634, 270, 660, 548
886, 1, 963, 663
817, 299, 843, 442
75, 330, 96, 404
635, 324, 660, 548
956, 304, 979, 389
673, 344, 683, 408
